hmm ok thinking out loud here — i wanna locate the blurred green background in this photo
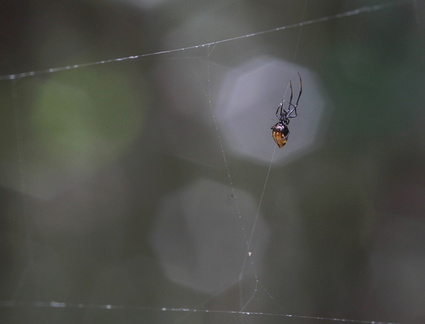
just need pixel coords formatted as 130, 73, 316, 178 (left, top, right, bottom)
1, 0, 424, 323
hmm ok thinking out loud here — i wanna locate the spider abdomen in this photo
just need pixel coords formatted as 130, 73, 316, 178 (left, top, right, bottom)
271, 122, 289, 148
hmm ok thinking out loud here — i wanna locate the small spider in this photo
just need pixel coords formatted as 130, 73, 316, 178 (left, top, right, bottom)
271, 73, 303, 148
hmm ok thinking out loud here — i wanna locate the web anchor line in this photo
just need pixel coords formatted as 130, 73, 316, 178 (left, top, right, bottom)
0, 301, 402, 324
0, 0, 412, 81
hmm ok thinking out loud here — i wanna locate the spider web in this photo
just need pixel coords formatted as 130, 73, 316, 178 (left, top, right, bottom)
0, 0, 423, 323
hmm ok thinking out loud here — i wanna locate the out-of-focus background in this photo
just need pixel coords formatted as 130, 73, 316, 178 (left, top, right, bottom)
1, 0, 424, 323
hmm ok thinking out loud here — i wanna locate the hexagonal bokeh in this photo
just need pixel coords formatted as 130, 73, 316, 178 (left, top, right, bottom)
149, 178, 270, 294
215, 56, 325, 164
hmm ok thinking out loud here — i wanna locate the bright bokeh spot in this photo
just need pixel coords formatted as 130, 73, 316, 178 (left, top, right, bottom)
150, 178, 270, 294
215, 56, 325, 164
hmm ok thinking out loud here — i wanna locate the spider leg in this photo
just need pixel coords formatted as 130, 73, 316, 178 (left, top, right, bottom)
295, 72, 303, 107
287, 73, 303, 118
287, 103, 298, 118
275, 102, 284, 119
287, 79, 297, 118
288, 80, 294, 110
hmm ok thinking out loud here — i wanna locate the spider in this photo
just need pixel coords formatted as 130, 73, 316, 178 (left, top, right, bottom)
271, 73, 303, 148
